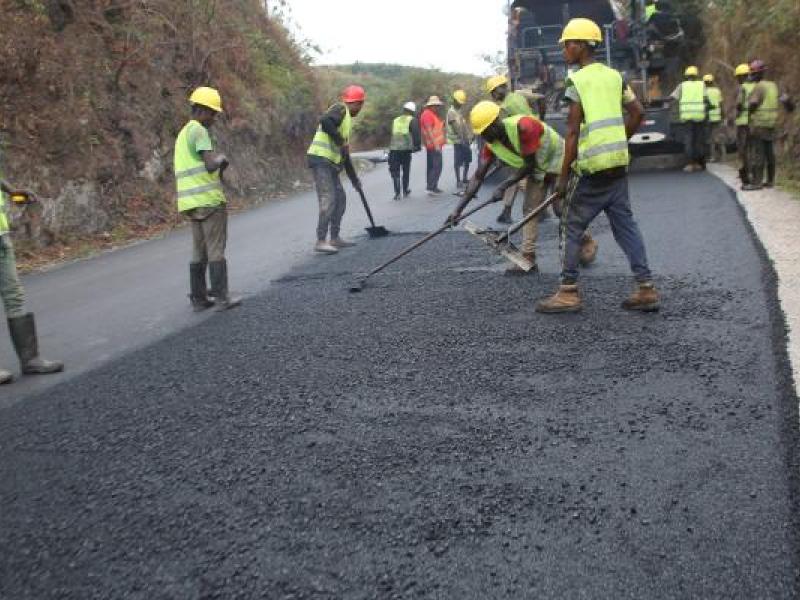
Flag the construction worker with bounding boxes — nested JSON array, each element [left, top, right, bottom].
[[175, 87, 241, 312], [670, 66, 709, 172], [388, 101, 421, 200], [734, 63, 754, 184], [420, 96, 446, 196], [0, 184, 63, 383], [536, 18, 659, 314], [447, 90, 473, 193], [307, 85, 366, 252], [742, 59, 795, 190], [703, 74, 725, 162]]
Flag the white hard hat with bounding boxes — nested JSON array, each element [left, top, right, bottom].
[[403, 101, 417, 112]]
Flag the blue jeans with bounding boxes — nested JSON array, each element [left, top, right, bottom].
[[560, 174, 652, 284]]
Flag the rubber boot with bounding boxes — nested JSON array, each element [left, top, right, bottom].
[[189, 262, 214, 312], [8, 313, 64, 375], [0, 368, 12, 384], [496, 206, 512, 224], [738, 167, 749, 185], [578, 234, 599, 266], [505, 252, 537, 276], [208, 260, 242, 312], [621, 282, 660, 312], [535, 284, 582, 314], [392, 176, 401, 200]]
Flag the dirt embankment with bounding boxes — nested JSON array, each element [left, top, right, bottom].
[[0, 0, 321, 268]]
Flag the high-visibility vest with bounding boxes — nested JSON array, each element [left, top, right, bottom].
[[645, 4, 656, 21], [735, 82, 755, 126], [488, 116, 564, 181], [446, 107, 466, 145], [421, 109, 446, 149], [570, 62, 630, 174], [174, 120, 225, 213], [679, 80, 706, 122], [750, 80, 780, 129], [707, 87, 722, 123], [0, 193, 9, 236], [501, 91, 536, 118], [306, 103, 353, 165], [390, 115, 413, 151]]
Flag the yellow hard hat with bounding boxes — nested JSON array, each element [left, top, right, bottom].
[[684, 66, 699, 77], [189, 87, 223, 112], [485, 74, 509, 94], [453, 89, 467, 104], [734, 63, 750, 77], [703, 74, 714, 83], [559, 18, 603, 44], [470, 101, 501, 135]]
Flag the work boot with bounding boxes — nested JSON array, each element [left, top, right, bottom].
[[505, 252, 537, 276], [330, 237, 356, 249], [621, 282, 660, 312], [496, 206, 512, 224], [314, 240, 339, 254], [0, 368, 12, 384], [208, 260, 242, 312], [579, 234, 599, 266], [189, 262, 214, 312], [8, 313, 64, 375], [738, 167, 749, 184], [535, 284, 582, 314], [403, 188, 412, 198], [764, 181, 775, 189], [392, 177, 401, 200], [741, 183, 763, 191]]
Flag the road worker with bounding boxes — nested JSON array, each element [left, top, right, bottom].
[[703, 74, 725, 162], [670, 66, 709, 172], [536, 18, 659, 314], [307, 85, 365, 252], [175, 87, 241, 312], [0, 183, 63, 383], [420, 96, 446, 195], [388, 101, 421, 200], [742, 59, 795, 190], [733, 63, 754, 184], [447, 90, 473, 193]]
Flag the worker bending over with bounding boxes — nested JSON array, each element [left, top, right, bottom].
[[388, 101, 421, 200], [537, 18, 659, 314]]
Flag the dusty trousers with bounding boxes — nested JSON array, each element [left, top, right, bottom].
[[187, 206, 227, 263], [747, 132, 776, 185], [312, 163, 347, 240], [426, 149, 443, 191], [519, 178, 547, 255], [560, 173, 652, 284], [737, 125, 749, 177], [0, 235, 26, 319]]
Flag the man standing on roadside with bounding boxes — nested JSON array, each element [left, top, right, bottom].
[[733, 63, 754, 185], [174, 86, 241, 312], [307, 85, 366, 252], [420, 96, 446, 196], [670, 66, 709, 172], [703, 74, 725, 162], [388, 101, 421, 200], [447, 90, 473, 194]]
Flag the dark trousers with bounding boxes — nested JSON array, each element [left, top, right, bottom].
[[388, 150, 412, 193], [426, 149, 443, 191], [737, 125, 749, 179], [683, 121, 707, 165], [747, 135, 776, 185]]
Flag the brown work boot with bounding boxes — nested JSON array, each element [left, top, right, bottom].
[[621, 282, 660, 312], [535, 284, 582, 314], [505, 252, 537, 276], [579, 234, 599, 266]]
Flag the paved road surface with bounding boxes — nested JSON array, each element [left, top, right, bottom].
[[1, 161, 799, 598]]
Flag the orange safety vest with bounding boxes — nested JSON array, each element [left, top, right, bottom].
[[420, 108, 446, 150]]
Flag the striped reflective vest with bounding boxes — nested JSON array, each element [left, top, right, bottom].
[[707, 87, 722, 123], [306, 103, 353, 165], [390, 115, 413, 151], [501, 91, 536, 118], [173, 120, 225, 213], [679, 80, 706, 122], [570, 63, 630, 175], [750, 81, 780, 129], [420, 109, 446, 150], [488, 116, 564, 181], [735, 82, 756, 126]]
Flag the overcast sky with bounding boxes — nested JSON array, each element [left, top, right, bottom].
[[283, 1, 509, 76]]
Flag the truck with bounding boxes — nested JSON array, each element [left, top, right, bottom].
[[507, 0, 687, 157]]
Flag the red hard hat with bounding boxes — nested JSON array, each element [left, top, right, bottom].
[[749, 59, 767, 73], [342, 85, 366, 103]]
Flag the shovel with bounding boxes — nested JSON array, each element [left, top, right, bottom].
[[356, 188, 390, 238]]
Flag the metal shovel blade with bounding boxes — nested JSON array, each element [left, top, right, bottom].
[[348, 277, 365, 293], [498, 241, 535, 271], [365, 226, 390, 238], [463, 221, 534, 272]]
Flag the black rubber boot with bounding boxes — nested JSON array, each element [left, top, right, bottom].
[[209, 260, 242, 312], [8, 313, 64, 375], [392, 176, 401, 200], [189, 262, 214, 312]]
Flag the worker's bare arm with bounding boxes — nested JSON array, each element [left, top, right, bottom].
[[624, 99, 644, 139]]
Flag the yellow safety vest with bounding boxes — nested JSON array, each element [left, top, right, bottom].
[[570, 62, 630, 175], [735, 82, 755, 126], [306, 103, 353, 165], [488, 116, 564, 181], [707, 87, 722, 123], [679, 80, 706, 122], [502, 92, 537, 118], [645, 4, 657, 21], [0, 192, 9, 236], [750, 81, 779, 129], [173, 120, 225, 213], [390, 115, 413, 151]]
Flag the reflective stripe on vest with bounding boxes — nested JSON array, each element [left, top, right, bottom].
[[501, 92, 536, 118], [679, 80, 706, 122], [707, 87, 722, 123], [488, 116, 564, 181], [174, 120, 225, 213], [570, 63, 630, 175], [735, 82, 755, 126], [390, 115, 413, 151], [306, 104, 353, 165], [751, 81, 779, 129]]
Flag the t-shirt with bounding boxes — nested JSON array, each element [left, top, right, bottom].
[[187, 120, 214, 156], [480, 116, 544, 163]]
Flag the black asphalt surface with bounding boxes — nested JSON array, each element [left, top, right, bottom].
[[2, 172, 799, 598]]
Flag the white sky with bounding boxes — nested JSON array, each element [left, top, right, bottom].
[[283, 0, 509, 76]]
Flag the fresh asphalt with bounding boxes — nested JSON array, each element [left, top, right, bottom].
[[1, 153, 799, 598]]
